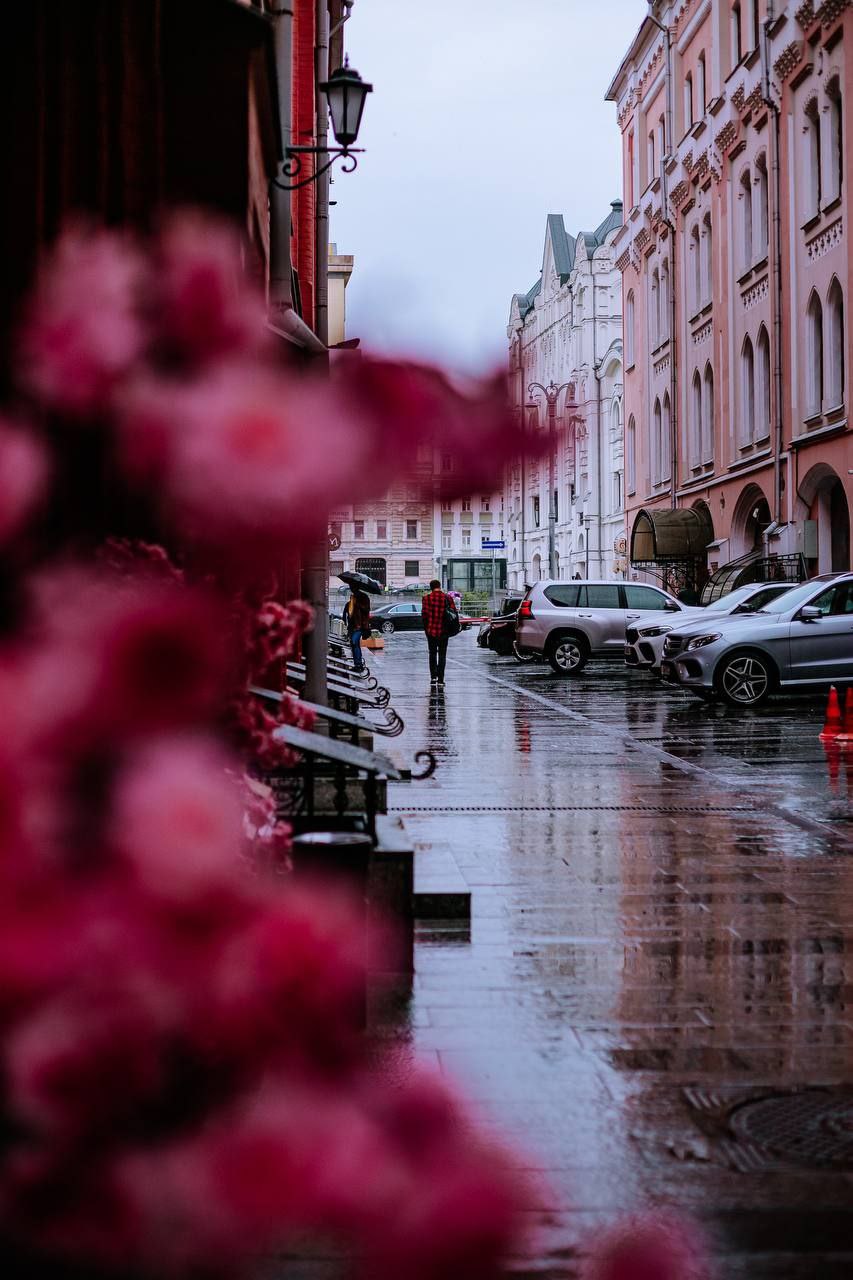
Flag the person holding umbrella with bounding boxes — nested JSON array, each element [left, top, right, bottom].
[[342, 584, 372, 673]]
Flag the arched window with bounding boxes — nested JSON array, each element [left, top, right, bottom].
[[652, 398, 662, 485], [755, 153, 769, 259], [751, 0, 760, 50], [702, 364, 715, 463], [625, 290, 635, 366], [651, 268, 660, 347], [805, 98, 822, 218], [807, 290, 824, 416], [661, 259, 670, 341], [731, 2, 742, 69], [757, 325, 771, 440], [691, 370, 703, 469], [690, 224, 701, 312], [661, 392, 672, 482], [698, 52, 707, 114], [702, 213, 713, 305], [684, 73, 694, 132], [827, 77, 843, 204], [647, 129, 656, 183], [739, 167, 753, 270], [741, 335, 755, 445], [827, 277, 845, 408], [626, 415, 636, 495]]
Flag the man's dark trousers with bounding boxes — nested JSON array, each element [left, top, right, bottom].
[[427, 634, 449, 680]]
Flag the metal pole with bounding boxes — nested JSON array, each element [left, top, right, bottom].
[[548, 392, 557, 579]]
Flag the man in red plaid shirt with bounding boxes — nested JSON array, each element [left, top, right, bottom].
[[421, 579, 455, 686]]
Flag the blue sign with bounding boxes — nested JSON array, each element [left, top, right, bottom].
[[481, 539, 506, 549]]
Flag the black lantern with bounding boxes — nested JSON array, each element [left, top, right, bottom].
[[322, 61, 372, 151]]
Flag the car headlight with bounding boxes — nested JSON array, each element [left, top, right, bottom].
[[637, 625, 671, 638], [686, 632, 722, 650]]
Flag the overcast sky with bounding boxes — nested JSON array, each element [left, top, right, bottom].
[[331, 0, 645, 374]]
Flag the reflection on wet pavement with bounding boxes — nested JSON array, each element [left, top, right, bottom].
[[374, 632, 853, 1278]]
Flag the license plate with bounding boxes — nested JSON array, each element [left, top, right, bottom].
[[660, 660, 675, 680]]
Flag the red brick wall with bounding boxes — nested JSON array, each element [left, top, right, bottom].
[[291, 0, 316, 331]]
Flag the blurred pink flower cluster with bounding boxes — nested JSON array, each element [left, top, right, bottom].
[[0, 214, 529, 1280]]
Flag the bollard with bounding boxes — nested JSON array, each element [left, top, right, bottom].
[[291, 831, 372, 1029]]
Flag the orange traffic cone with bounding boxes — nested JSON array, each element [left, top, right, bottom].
[[820, 685, 843, 740], [836, 688, 853, 746]]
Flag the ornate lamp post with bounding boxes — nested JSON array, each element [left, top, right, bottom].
[[527, 381, 572, 579], [272, 59, 373, 191]]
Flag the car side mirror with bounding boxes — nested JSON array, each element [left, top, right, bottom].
[[798, 605, 822, 621], [664, 601, 681, 612]]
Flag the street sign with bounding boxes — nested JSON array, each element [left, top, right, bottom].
[[328, 534, 341, 551], [481, 539, 506, 549]]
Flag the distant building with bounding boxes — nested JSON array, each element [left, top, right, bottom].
[[327, 243, 354, 347], [435, 489, 507, 599], [606, 0, 852, 593], [506, 207, 625, 590]]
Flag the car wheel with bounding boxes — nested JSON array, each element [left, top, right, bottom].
[[512, 642, 537, 663], [716, 652, 772, 707], [380, 620, 395, 635], [547, 634, 588, 676]]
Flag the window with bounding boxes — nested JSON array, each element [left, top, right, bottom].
[[627, 130, 635, 206], [661, 392, 671, 482], [827, 77, 843, 204], [440, 499, 452, 512], [442, 531, 451, 551], [480, 496, 490, 511], [651, 268, 660, 347], [740, 336, 755, 444], [405, 519, 418, 539], [755, 153, 769, 259], [376, 519, 387, 540], [626, 291, 635, 366], [532, 495, 540, 527], [627, 415, 636, 495], [653, 398, 662, 485], [739, 167, 753, 270], [690, 224, 701, 312], [702, 213, 713, 305], [544, 584, 579, 607], [582, 584, 621, 609], [805, 98, 822, 218], [461, 529, 471, 548], [461, 497, 471, 512], [553, 489, 559, 522], [657, 114, 666, 166], [612, 471, 622, 512], [625, 585, 669, 609], [703, 364, 715, 463], [698, 52, 707, 114], [404, 560, 419, 577], [731, 2, 742, 69], [691, 370, 703, 468], [330, 520, 342, 541], [353, 520, 364, 539], [684, 73, 694, 132], [827, 277, 845, 407], [757, 325, 771, 438], [661, 259, 669, 341], [807, 290, 824, 415], [647, 129, 655, 183]]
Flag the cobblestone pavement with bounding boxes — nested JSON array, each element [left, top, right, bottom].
[[371, 631, 853, 1279]]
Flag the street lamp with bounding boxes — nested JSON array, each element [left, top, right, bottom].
[[272, 59, 373, 192], [528, 381, 572, 579]]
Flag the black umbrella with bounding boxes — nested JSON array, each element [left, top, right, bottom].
[[338, 570, 385, 595]]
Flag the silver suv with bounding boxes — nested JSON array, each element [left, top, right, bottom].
[[659, 572, 853, 706], [516, 579, 688, 675]]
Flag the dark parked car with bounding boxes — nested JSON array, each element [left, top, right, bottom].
[[369, 602, 423, 633]]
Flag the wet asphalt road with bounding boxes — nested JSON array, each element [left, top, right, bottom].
[[370, 630, 853, 1279]]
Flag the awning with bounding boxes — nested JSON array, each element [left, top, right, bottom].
[[630, 506, 714, 564]]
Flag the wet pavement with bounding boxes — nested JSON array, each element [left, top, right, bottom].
[[371, 631, 853, 1278]]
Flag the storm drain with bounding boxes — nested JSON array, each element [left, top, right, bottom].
[[685, 1086, 853, 1172], [389, 804, 757, 814]]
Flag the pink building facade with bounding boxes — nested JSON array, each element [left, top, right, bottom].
[[607, 0, 852, 595]]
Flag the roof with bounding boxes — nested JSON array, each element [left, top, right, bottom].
[[547, 214, 576, 282], [512, 202, 623, 321]]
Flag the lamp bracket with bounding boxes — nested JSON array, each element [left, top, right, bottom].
[[270, 147, 363, 192]]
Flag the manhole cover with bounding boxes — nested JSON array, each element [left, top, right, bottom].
[[730, 1091, 853, 1170]]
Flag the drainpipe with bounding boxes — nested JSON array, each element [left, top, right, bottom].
[[592, 260, 605, 575], [269, 5, 294, 318], [761, 7, 785, 528], [315, 0, 330, 348]]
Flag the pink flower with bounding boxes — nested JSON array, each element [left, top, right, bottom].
[[18, 226, 147, 416], [0, 419, 49, 544], [154, 212, 270, 366], [120, 367, 367, 546], [582, 1212, 711, 1280], [111, 736, 245, 902]]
